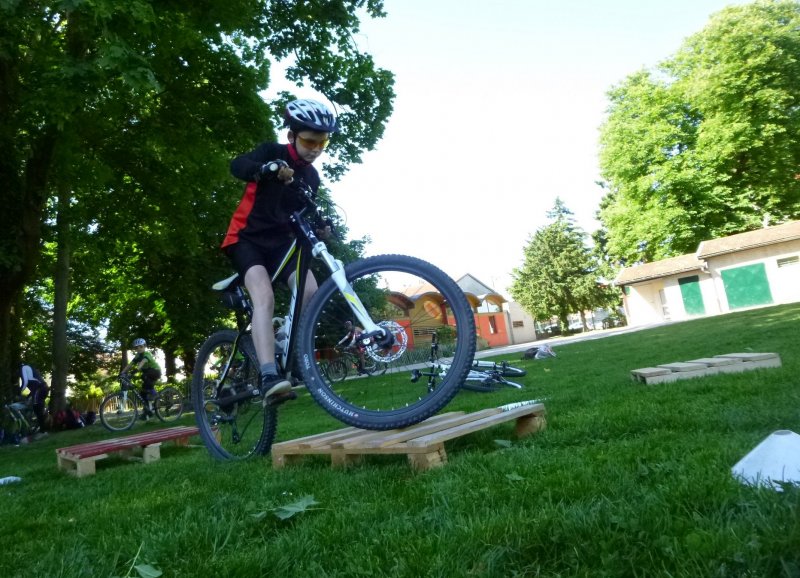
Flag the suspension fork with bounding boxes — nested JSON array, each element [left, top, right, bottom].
[[291, 212, 385, 340]]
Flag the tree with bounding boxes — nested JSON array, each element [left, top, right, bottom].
[[598, 0, 800, 264], [510, 199, 614, 331], [1, 0, 395, 404]]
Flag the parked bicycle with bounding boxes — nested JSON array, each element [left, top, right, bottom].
[[323, 345, 387, 382], [192, 179, 476, 460], [2, 399, 44, 444], [411, 332, 527, 393], [99, 373, 184, 432]]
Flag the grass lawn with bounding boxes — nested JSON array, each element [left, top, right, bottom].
[[2, 303, 800, 577]]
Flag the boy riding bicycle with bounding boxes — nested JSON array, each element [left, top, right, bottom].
[[222, 99, 336, 398], [121, 338, 162, 416]]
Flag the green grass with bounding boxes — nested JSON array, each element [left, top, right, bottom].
[[2, 304, 800, 577]]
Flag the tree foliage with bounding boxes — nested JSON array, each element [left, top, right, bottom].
[[510, 199, 616, 330], [0, 0, 395, 404], [598, 0, 800, 264]]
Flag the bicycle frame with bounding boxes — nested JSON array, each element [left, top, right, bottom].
[[217, 182, 392, 384], [117, 375, 145, 405], [410, 334, 523, 390], [3, 402, 37, 436]]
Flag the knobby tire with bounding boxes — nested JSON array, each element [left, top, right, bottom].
[[297, 254, 476, 430], [191, 330, 278, 460]]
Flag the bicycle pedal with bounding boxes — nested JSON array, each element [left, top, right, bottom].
[[410, 369, 421, 383], [264, 390, 297, 407]]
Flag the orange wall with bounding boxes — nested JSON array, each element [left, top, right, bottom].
[[475, 313, 510, 347]]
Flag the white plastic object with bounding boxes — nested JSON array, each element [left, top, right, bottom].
[[0, 476, 22, 485], [732, 430, 800, 491], [499, 400, 542, 412]]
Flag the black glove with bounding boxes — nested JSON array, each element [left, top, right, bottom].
[[259, 159, 289, 180]]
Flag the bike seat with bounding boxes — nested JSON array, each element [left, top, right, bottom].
[[212, 273, 240, 291]]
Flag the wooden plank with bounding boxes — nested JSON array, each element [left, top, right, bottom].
[[271, 404, 547, 471], [687, 357, 742, 367], [343, 411, 490, 449], [632, 352, 781, 384], [406, 404, 545, 448], [631, 367, 673, 378], [715, 352, 779, 362], [656, 362, 710, 372], [271, 426, 362, 451]]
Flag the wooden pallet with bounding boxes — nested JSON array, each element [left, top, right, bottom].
[[271, 402, 547, 471], [56, 425, 200, 478], [631, 352, 782, 385]]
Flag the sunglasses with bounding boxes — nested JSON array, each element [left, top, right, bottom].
[[296, 135, 330, 150]]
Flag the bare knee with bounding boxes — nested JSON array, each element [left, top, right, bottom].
[[245, 266, 275, 311]]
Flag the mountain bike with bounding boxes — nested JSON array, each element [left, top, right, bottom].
[[192, 178, 476, 460], [411, 332, 526, 393], [1, 399, 44, 444], [323, 345, 387, 382], [99, 373, 184, 432]]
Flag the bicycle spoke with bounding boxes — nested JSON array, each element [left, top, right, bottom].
[[100, 392, 139, 431], [154, 386, 184, 423], [299, 255, 475, 429], [191, 330, 277, 460]]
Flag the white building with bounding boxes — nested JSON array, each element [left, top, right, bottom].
[[615, 221, 800, 326]]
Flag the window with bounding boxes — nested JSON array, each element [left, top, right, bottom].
[[512, 320, 524, 328], [777, 255, 799, 268], [488, 316, 497, 335]]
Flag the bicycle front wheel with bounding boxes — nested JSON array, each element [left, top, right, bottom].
[[154, 386, 184, 423], [297, 254, 476, 430], [100, 392, 139, 431], [461, 373, 524, 392], [191, 330, 277, 460], [498, 362, 527, 378]]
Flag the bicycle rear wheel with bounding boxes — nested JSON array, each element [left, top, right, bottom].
[[191, 330, 277, 460], [326, 358, 348, 382], [154, 386, 184, 423], [100, 392, 140, 431], [297, 254, 476, 430]]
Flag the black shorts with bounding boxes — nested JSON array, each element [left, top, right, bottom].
[[225, 239, 298, 285]]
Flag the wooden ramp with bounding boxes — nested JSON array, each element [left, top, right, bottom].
[[271, 402, 546, 471], [631, 352, 781, 385]]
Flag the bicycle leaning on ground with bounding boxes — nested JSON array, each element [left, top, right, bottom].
[[192, 178, 476, 460], [99, 373, 184, 432], [411, 332, 527, 393]]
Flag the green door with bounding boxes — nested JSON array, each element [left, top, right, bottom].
[[720, 263, 773, 309], [678, 275, 705, 315]]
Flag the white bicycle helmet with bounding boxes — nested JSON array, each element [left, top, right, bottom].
[[285, 99, 339, 133], [132, 338, 146, 347]]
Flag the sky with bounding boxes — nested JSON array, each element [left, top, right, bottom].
[[272, 0, 749, 296]]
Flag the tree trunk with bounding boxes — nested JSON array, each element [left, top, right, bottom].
[[164, 348, 177, 382], [51, 182, 71, 412], [181, 350, 196, 377], [0, 129, 57, 403]]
